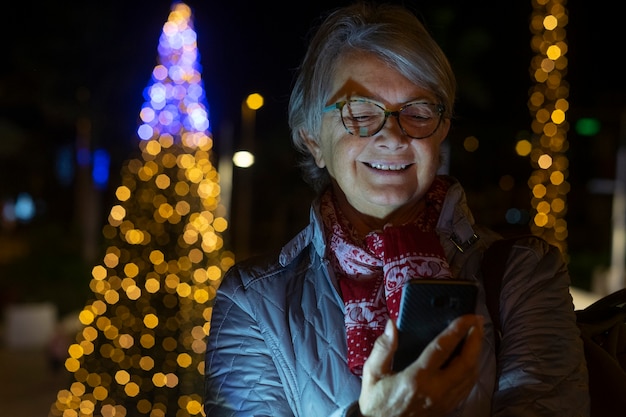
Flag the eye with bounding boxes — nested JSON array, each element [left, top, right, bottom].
[[401, 103, 437, 123], [343, 101, 382, 124]]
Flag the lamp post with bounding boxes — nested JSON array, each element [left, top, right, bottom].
[[233, 93, 263, 260]]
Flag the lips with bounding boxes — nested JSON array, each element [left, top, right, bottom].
[[366, 162, 411, 171]]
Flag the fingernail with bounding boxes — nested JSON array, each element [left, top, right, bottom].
[[384, 319, 394, 338]]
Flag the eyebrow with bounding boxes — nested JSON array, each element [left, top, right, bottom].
[[343, 96, 438, 108]]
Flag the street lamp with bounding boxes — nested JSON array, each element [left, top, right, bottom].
[[232, 150, 254, 168], [232, 93, 263, 170], [239, 93, 264, 156], [232, 93, 263, 260], [217, 93, 264, 219]]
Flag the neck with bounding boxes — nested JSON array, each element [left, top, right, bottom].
[[331, 185, 426, 237]]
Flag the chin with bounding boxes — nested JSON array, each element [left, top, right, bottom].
[[367, 194, 415, 209]]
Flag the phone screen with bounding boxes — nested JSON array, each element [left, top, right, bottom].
[[393, 279, 478, 371]]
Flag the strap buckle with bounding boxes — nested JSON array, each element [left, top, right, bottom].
[[450, 233, 480, 253]]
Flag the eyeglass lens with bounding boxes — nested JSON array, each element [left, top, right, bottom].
[[341, 100, 441, 139]]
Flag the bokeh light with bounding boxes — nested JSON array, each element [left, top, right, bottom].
[[527, 0, 569, 254], [51, 3, 232, 417]]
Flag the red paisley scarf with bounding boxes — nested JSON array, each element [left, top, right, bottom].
[[320, 176, 452, 375]]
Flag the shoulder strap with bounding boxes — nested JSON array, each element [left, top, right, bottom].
[[481, 234, 542, 351], [481, 236, 521, 350]]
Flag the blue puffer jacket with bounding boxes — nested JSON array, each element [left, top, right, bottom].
[[204, 178, 589, 417]]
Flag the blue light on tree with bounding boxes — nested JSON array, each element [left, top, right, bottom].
[[137, 4, 210, 141]]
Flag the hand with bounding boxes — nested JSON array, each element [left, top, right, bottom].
[[358, 314, 484, 417]]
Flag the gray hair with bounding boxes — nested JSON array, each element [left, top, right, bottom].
[[287, 2, 456, 193]]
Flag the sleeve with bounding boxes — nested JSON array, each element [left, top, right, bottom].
[[491, 236, 590, 417], [204, 271, 294, 417]]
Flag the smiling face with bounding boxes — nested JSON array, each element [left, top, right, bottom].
[[303, 52, 450, 223]]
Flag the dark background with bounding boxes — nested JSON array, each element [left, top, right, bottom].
[[0, 0, 623, 314]]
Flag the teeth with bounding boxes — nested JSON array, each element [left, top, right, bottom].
[[369, 163, 407, 171]]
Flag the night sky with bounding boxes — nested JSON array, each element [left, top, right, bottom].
[[2, 0, 621, 163]]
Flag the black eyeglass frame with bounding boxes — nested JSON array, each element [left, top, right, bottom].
[[323, 98, 446, 139]]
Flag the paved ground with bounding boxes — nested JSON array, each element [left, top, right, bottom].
[[0, 347, 71, 417]]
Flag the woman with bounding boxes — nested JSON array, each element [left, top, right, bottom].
[[204, 2, 589, 416]]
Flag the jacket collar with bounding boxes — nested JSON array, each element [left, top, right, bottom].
[[278, 197, 326, 267], [279, 176, 481, 266]]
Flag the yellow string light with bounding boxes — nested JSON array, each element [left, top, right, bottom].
[[528, 0, 570, 254]]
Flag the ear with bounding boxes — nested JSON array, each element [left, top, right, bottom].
[[300, 128, 326, 168]]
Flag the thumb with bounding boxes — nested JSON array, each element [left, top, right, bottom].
[[363, 319, 397, 380]]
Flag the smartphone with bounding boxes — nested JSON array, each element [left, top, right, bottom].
[[392, 279, 478, 371]]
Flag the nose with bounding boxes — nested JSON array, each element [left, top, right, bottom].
[[375, 113, 409, 149]]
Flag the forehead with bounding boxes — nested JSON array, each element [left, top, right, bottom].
[[327, 51, 436, 105]]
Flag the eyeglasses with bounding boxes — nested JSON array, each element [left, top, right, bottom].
[[323, 98, 445, 139]]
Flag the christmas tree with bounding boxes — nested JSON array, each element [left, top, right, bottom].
[[50, 3, 232, 416]]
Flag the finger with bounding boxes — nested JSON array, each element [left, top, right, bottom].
[[440, 316, 484, 389], [399, 317, 484, 414], [418, 314, 483, 369], [362, 319, 397, 383], [442, 347, 484, 408], [458, 316, 484, 362]]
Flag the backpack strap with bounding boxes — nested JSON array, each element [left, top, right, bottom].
[[482, 235, 546, 351], [481, 237, 517, 351]]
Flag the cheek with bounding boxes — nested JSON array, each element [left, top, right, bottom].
[[329, 137, 365, 169], [318, 126, 358, 172], [322, 141, 346, 178], [414, 139, 441, 164]]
